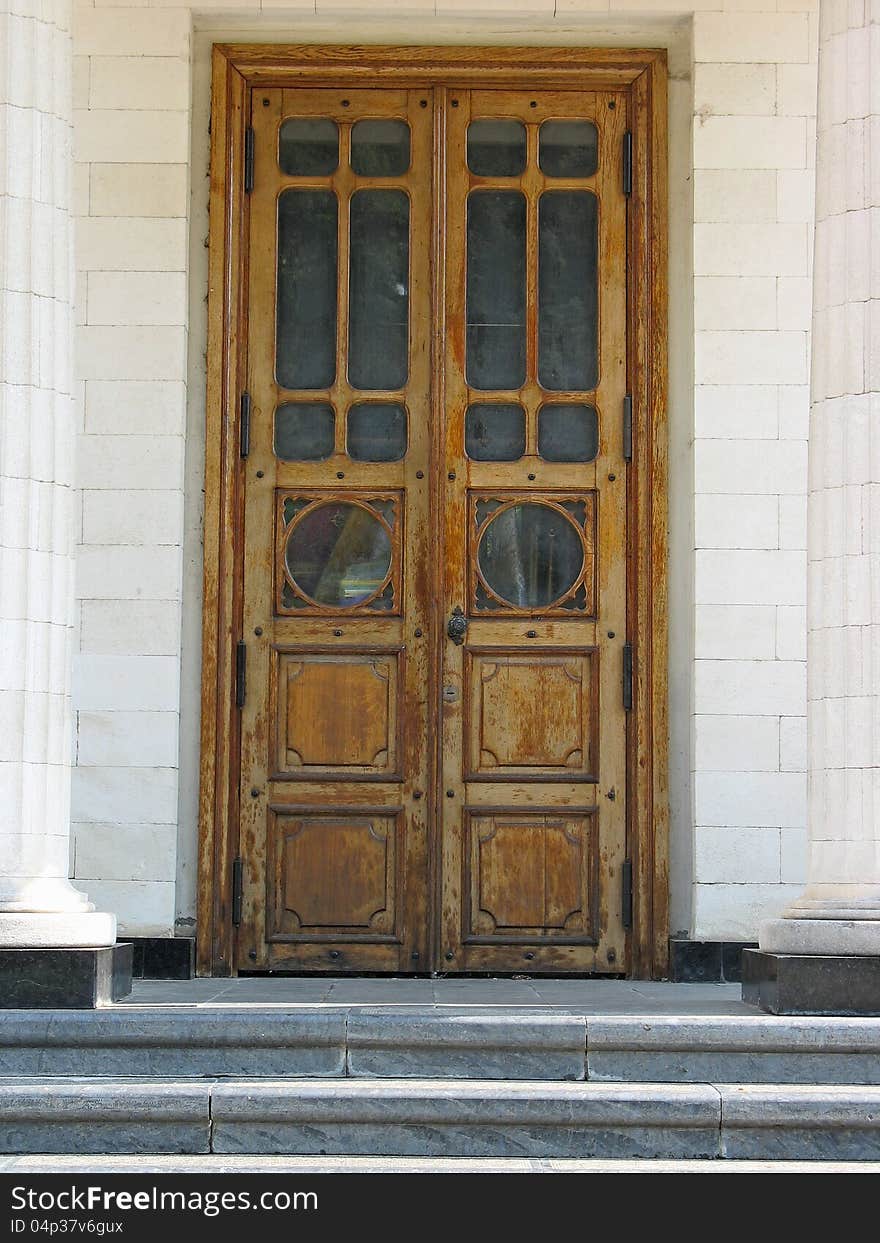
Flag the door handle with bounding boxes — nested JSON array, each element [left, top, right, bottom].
[[447, 606, 468, 645]]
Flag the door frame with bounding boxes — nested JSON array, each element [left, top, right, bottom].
[[198, 42, 669, 978]]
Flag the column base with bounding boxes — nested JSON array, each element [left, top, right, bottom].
[[760, 918, 880, 956], [0, 944, 133, 1009], [742, 949, 880, 1015], [0, 910, 116, 948]]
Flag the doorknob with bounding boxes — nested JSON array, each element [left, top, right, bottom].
[[447, 606, 468, 644]]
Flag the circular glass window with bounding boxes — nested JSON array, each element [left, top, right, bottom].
[[285, 502, 392, 607], [478, 502, 584, 609]]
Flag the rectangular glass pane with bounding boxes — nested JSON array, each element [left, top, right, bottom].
[[466, 190, 526, 390], [465, 403, 525, 460], [467, 120, 526, 177], [348, 189, 409, 390], [538, 191, 598, 391], [539, 121, 598, 179], [348, 402, 407, 461], [351, 120, 410, 177], [276, 190, 338, 390], [274, 403, 335, 461], [279, 119, 339, 177], [538, 403, 599, 462]]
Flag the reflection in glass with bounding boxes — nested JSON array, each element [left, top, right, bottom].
[[351, 120, 411, 176], [349, 190, 409, 390], [538, 191, 598, 391], [274, 403, 335, 461], [478, 503, 584, 609], [466, 191, 526, 390], [538, 404, 599, 462], [465, 404, 525, 461], [285, 502, 392, 607], [539, 120, 598, 179], [278, 118, 339, 176], [348, 403, 407, 461], [466, 120, 527, 177], [276, 190, 338, 390]]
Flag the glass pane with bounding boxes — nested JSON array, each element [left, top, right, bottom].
[[539, 120, 598, 179], [276, 190, 338, 390], [478, 503, 584, 609], [538, 404, 599, 462], [351, 120, 410, 177], [467, 120, 527, 177], [466, 191, 526, 390], [278, 118, 339, 177], [538, 191, 598, 391], [275, 403, 335, 461], [465, 404, 525, 461], [349, 190, 409, 390], [348, 402, 407, 461], [285, 502, 392, 607]]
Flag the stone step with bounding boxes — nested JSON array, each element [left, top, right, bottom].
[[2, 1079, 880, 1160], [2, 1009, 880, 1083]]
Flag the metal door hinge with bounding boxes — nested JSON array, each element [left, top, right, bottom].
[[235, 640, 246, 708], [623, 642, 633, 711], [244, 126, 255, 194], [623, 395, 633, 462], [622, 131, 633, 196], [232, 857, 243, 926], [621, 860, 633, 930], [240, 392, 251, 459]]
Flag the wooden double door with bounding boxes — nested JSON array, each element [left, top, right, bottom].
[[235, 82, 630, 974]]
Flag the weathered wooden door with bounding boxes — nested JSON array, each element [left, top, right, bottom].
[[235, 82, 629, 974]]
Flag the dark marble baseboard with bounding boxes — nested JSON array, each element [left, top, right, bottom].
[[0, 943, 132, 1008], [742, 949, 880, 1015], [669, 939, 757, 983], [130, 937, 195, 980]]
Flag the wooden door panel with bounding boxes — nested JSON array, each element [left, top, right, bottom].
[[271, 649, 402, 779], [465, 648, 598, 780], [268, 808, 401, 939], [465, 810, 598, 941]]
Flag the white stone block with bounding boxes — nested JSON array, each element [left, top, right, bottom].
[[76, 710, 178, 767], [694, 170, 777, 223], [693, 63, 776, 116], [776, 604, 807, 659], [79, 600, 181, 656], [694, 385, 778, 439], [695, 605, 777, 659], [74, 109, 188, 164], [695, 771, 807, 828], [692, 882, 804, 941], [696, 331, 807, 385], [695, 826, 781, 883], [72, 822, 176, 883], [779, 826, 808, 883], [780, 715, 807, 771], [81, 490, 184, 546], [76, 326, 187, 382], [84, 381, 186, 436], [695, 116, 807, 170], [695, 223, 809, 276], [89, 163, 187, 218], [697, 549, 807, 606], [777, 169, 816, 222], [75, 218, 186, 272], [693, 13, 810, 63], [694, 713, 780, 770], [695, 494, 779, 549], [76, 544, 181, 601], [696, 658, 807, 715], [73, 10, 190, 57], [778, 386, 810, 439], [80, 879, 175, 937], [77, 434, 183, 489], [72, 654, 180, 711], [694, 277, 776, 331], [86, 272, 187, 327], [778, 62, 819, 115], [88, 56, 189, 111], [695, 439, 808, 495], [71, 765, 177, 825], [776, 276, 813, 330]]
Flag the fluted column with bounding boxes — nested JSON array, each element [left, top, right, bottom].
[[760, 0, 880, 956], [0, 0, 114, 945]]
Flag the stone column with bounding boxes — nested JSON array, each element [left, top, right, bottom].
[[747, 0, 880, 1009], [0, 0, 115, 953]]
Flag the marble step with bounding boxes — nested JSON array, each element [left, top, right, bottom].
[[2, 1010, 880, 1083], [3, 1078, 880, 1160]]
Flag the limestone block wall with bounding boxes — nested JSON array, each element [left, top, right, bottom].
[[67, 0, 817, 941]]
